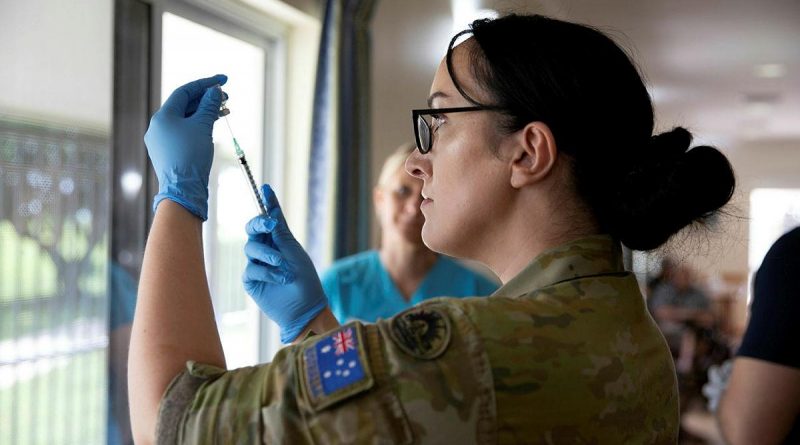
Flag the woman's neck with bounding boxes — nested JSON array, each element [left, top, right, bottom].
[[487, 229, 571, 284], [477, 193, 599, 284]]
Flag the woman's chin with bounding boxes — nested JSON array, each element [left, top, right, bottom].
[[420, 225, 449, 256], [422, 223, 478, 260]]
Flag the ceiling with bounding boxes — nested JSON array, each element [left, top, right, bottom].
[[468, 0, 800, 152]]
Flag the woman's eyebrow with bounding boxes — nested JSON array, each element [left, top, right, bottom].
[[427, 92, 449, 107]]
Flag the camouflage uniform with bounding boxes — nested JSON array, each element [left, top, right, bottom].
[[156, 235, 679, 444]]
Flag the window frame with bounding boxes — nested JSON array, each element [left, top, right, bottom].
[[157, 0, 289, 363], [114, 0, 290, 372]]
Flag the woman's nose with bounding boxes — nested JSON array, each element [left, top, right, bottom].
[[405, 150, 429, 179]]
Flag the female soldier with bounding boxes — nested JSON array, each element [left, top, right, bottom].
[[130, 14, 735, 444]]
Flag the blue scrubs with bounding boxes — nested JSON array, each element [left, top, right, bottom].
[[321, 250, 499, 323]]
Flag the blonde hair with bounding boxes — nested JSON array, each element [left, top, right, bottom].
[[376, 142, 416, 187]]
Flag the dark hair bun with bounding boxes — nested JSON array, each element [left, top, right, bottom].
[[452, 14, 736, 251], [606, 127, 736, 250]]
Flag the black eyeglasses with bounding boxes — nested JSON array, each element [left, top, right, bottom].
[[412, 106, 503, 154]]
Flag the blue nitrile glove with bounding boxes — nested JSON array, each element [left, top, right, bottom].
[[144, 74, 227, 221], [243, 184, 328, 343]]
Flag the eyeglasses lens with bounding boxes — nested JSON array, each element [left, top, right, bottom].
[[416, 115, 431, 153]]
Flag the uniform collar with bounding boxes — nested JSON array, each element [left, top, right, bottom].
[[491, 235, 625, 298]]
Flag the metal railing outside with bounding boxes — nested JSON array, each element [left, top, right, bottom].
[[0, 118, 110, 445]]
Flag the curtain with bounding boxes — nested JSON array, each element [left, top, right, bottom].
[[307, 0, 378, 267]]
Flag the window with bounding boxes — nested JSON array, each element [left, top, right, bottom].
[[2, 1, 315, 442], [160, 3, 285, 368], [0, 1, 113, 443]]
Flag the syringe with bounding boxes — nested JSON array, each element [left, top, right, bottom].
[[218, 87, 268, 216]]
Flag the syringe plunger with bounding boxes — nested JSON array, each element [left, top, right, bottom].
[[238, 155, 267, 215], [217, 85, 267, 216]]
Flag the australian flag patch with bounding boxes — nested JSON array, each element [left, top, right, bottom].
[[301, 322, 374, 411]]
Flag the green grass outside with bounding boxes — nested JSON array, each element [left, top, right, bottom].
[[0, 220, 108, 341], [0, 300, 106, 342], [0, 221, 59, 301], [0, 221, 108, 302], [0, 349, 107, 445]]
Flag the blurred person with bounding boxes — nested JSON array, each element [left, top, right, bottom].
[[648, 263, 715, 377], [108, 263, 137, 445], [648, 264, 714, 338], [717, 227, 800, 444], [647, 256, 676, 295], [322, 143, 498, 323]]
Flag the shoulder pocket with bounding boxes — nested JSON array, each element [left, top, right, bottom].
[[297, 322, 413, 444], [299, 322, 374, 411]]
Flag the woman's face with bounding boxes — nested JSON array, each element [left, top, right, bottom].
[[405, 42, 515, 259], [374, 165, 425, 245]]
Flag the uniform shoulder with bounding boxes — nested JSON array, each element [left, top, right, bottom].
[[295, 317, 496, 443], [412, 295, 507, 322], [417, 294, 492, 307]]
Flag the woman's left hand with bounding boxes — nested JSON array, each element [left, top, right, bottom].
[[243, 184, 328, 343]]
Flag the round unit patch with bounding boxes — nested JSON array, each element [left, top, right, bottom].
[[389, 307, 452, 360]]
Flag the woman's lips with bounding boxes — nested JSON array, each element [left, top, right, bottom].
[[421, 198, 433, 208]]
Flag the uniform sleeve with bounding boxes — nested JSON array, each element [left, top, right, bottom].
[[155, 345, 310, 444], [737, 228, 800, 368], [298, 303, 496, 443], [156, 302, 497, 444]]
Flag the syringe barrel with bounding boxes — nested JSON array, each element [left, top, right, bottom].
[[237, 155, 268, 215]]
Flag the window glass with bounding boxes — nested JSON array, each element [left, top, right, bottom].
[[162, 12, 267, 369]]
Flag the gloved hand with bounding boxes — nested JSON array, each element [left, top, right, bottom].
[[243, 184, 328, 343], [144, 74, 227, 221]]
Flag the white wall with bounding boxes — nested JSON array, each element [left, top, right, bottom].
[[0, 0, 113, 131], [369, 0, 454, 247], [683, 140, 800, 276]]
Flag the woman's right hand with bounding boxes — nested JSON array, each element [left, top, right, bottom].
[[243, 184, 328, 343]]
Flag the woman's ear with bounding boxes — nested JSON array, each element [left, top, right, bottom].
[[509, 121, 558, 189]]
